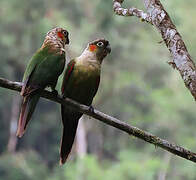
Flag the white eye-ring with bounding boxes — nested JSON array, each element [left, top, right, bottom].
[[97, 42, 104, 47], [63, 30, 68, 36]]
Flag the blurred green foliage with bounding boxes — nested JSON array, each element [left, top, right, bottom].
[[0, 0, 196, 179]]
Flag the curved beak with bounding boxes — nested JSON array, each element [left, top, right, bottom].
[[66, 37, 70, 45], [106, 44, 111, 54]]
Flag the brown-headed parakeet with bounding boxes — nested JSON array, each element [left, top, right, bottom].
[[17, 27, 69, 138]]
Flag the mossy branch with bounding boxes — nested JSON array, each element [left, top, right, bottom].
[[0, 77, 196, 163]]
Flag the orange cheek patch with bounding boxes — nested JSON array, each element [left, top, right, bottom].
[[57, 32, 64, 40], [89, 45, 97, 52]]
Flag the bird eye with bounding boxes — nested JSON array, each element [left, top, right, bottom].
[[97, 42, 104, 47], [63, 31, 68, 36]]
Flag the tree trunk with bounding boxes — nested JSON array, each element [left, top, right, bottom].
[[75, 116, 87, 158], [157, 153, 172, 180], [7, 96, 20, 153]]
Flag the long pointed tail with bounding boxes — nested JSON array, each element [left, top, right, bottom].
[[60, 105, 82, 164], [16, 94, 40, 138]]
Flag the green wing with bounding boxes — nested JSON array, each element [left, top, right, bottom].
[[21, 48, 47, 95], [23, 49, 44, 82], [21, 47, 65, 96]]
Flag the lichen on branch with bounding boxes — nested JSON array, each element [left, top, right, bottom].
[[113, 0, 152, 23], [113, 0, 196, 101]]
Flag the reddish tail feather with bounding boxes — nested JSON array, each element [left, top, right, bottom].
[[16, 94, 39, 138]]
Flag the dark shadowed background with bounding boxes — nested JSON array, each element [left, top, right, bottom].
[[0, 0, 195, 179]]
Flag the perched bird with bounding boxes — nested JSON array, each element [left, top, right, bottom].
[[60, 38, 111, 164], [17, 27, 69, 138]]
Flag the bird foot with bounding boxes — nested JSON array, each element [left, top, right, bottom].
[[89, 105, 95, 113], [61, 48, 66, 52], [52, 89, 58, 96]]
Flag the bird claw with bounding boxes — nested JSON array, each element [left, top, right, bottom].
[[61, 48, 66, 53], [52, 89, 58, 96], [89, 105, 94, 113]]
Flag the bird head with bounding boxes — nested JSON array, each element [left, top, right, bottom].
[[88, 39, 111, 62], [46, 27, 69, 46]]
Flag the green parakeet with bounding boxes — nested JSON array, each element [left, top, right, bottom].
[[60, 39, 111, 164], [17, 27, 69, 138]]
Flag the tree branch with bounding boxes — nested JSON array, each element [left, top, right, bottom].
[[113, 0, 196, 101], [0, 77, 196, 163], [113, 0, 152, 23]]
